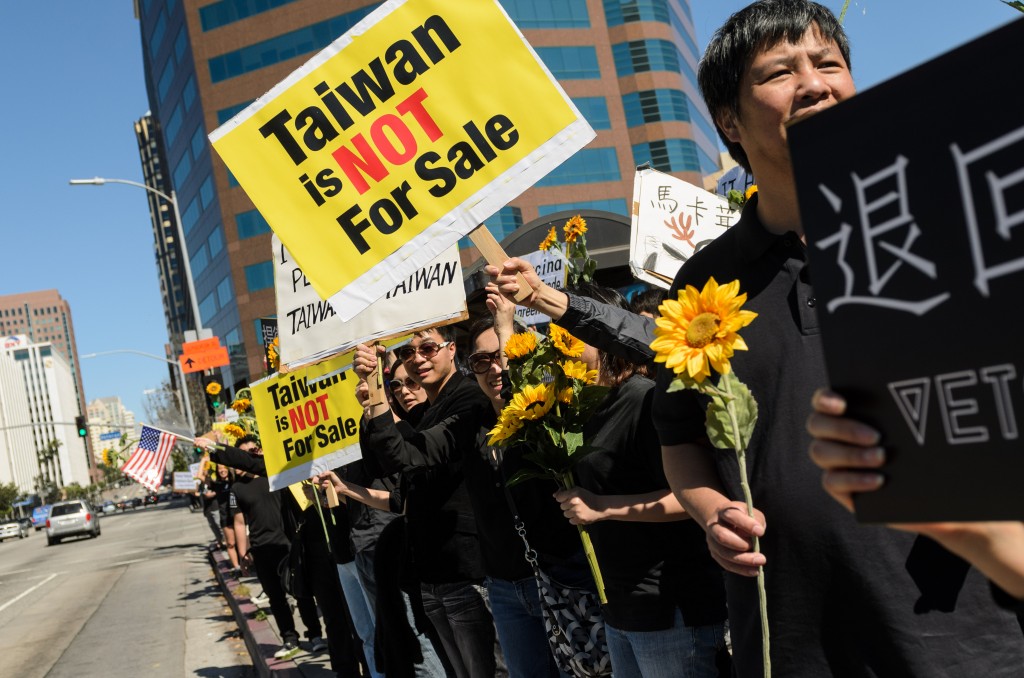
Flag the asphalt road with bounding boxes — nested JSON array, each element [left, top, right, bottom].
[[0, 497, 252, 677]]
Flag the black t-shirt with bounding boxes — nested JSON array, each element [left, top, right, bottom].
[[229, 475, 289, 550], [576, 374, 726, 632], [652, 197, 1024, 675], [339, 459, 400, 555]]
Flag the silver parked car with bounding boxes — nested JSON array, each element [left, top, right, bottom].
[[0, 519, 28, 541], [46, 500, 101, 545]]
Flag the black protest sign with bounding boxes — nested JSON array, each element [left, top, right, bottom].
[[789, 17, 1024, 522]]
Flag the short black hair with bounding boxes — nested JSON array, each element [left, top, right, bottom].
[[236, 434, 261, 449], [699, 0, 851, 172], [467, 314, 527, 352], [567, 282, 639, 387], [629, 287, 667, 318], [417, 324, 456, 343]]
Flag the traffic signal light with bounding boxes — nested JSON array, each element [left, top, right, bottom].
[[75, 415, 88, 438]]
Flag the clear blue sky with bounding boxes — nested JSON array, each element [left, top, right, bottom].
[[0, 1, 1017, 425]]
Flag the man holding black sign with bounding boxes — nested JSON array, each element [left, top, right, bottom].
[[651, 1, 1024, 675]]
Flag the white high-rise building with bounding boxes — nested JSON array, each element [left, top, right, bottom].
[[87, 397, 136, 463], [3, 337, 90, 488], [0, 348, 34, 493]]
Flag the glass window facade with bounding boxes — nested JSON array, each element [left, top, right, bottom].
[[535, 46, 600, 80], [632, 138, 702, 173], [208, 224, 225, 257], [245, 261, 275, 292], [572, 97, 611, 130], [173, 152, 192, 188], [208, 6, 377, 83], [182, 197, 200, 234], [499, 0, 589, 28], [236, 209, 272, 239], [158, 59, 175, 101], [622, 88, 689, 126], [150, 11, 167, 58], [199, 175, 215, 209], [199, 292, 218, 324], [217, 101, 253, 125], [538, 199, 628, 216], [165, 106, 183, 144], [613, 39, 679, 76], [191, 245, 210, 276], [182, 75, 197, 111], [603, 0, 669, 26], [216, 275, 235, 305], [200, 0, 303, 31], [190, 125, 207, 160], [537, 147, 620, 187]]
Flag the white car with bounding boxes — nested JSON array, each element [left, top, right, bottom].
[[0, 520, 28, 541]]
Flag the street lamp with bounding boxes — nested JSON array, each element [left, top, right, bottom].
[[68, 177, 203, 333], [80, 349, 196, 436]]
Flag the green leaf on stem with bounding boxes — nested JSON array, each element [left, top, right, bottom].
[[705, 372, 758, 450]]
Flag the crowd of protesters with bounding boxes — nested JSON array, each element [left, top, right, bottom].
[[189, 2, 1023, 676]]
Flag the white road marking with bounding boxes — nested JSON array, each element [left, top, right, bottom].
[[110, 558, 148, 566], [0, 573, 57, 613]]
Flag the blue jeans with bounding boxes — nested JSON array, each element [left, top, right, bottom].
[[604, 609, 725, 678], [486, 576, 561, 678], [337, 561, 383, 678], [420, 581, 507, 678]]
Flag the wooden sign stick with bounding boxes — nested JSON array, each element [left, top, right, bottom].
[[364, 343, 387, 407], [325, 482, 340, 508], [468, 224, 533, 302]]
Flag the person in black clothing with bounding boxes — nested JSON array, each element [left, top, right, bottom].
[[550, 284, 727, 677], [214, 464, 242, 574], [198, 462, 224, 548], [353, 327, 507, 678], [196, 434, 357, 671], [467, 292, 583, 677]]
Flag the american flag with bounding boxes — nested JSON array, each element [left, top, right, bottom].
[[121, 425, 178, 492]]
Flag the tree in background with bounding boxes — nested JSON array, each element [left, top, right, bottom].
[[0, 482, 20, 518]]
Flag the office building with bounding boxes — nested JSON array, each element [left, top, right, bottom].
[[134, 0, 718, 387], [87, 396, 137, 464], [0, 349, 35, 493], [1, 338, 91, 489], [0, 290, 92, 470]]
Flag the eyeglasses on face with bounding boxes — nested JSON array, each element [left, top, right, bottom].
[[388, 377, 422, 393], [397, 340, 451, 363], [468, 350, 501, 374]]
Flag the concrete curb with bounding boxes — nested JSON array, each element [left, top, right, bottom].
[[208, 545, 304, 678]]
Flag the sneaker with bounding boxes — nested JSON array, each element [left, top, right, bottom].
[[310, 636, 327, 653], [273, 641, 301, 660], [249, 594, 268, 607]]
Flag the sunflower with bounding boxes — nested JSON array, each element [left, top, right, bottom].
[[206, 381, 222, 396], [563, 215, 587, 244], [561, 360, 598, 384], [504, 332, 538, 360], [538, 225, 558, 252], [487, 410, 525, 445], [557, 386, 574, 404], [650, 277, 757, 383], [745, 184, 758, 200], [231, 398, 251, 413], [224, 423, 246, 439], [505, 383, 556, 421], [549, 324, 585, 358]]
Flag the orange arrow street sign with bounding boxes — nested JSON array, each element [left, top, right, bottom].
[[179, 347, 230, 373]]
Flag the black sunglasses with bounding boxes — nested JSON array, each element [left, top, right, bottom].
[[388, 377, 421, 392], [397, 340, 450, 363], [468, 351, 501, 374]]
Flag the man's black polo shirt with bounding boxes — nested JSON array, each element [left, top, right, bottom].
[[653, 196, 1024, 676]]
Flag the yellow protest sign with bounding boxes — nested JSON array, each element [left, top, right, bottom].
[[210, 0, 594, 321], [251, 354, 365, 490]]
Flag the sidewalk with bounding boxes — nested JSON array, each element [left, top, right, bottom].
[[208, 545, 338, 677]]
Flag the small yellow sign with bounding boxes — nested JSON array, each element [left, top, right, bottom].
[[251, 353, 366, 490]]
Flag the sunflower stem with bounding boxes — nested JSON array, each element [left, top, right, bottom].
[[561, 471, 607, 604], [722, 377, 770, 678]]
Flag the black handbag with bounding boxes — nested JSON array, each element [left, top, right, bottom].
[[501, 473, 612, 677]]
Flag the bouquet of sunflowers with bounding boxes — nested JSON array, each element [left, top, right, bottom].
[[487, 323, 610, 601]]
